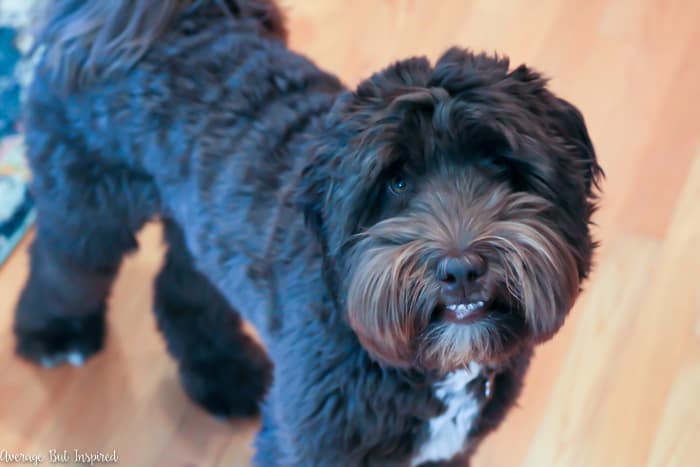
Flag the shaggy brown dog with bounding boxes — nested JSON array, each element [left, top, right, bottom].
[[14, 1, 601, 465]]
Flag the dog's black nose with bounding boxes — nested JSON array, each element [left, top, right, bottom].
[[437, 254, 486, 290]]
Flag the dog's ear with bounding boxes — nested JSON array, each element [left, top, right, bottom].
[[547, 96, 603, 199], [507, 67, 603, 283], [502, 62, 603, 203], [296, 58, 435, 252], [295, 96, 391, 257], [295, 118, 340, 241], [504, 66, 603, 286]]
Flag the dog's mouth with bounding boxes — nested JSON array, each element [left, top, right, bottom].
[[432, 299, 489, 324]]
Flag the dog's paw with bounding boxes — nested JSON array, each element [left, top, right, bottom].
[[15, 313, 105, 368], [179, 358, 271, 418]]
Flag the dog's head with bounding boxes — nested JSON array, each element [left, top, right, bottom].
[[298, 48, 602, 373]]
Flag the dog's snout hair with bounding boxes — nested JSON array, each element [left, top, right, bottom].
[[346, 177, 580, 371]]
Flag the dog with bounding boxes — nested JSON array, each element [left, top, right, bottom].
[[13, 1, 602, 465]]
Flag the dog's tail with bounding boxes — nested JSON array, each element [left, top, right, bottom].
[[33, 0, 287, 91]]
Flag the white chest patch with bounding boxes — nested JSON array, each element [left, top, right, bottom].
[[411, 362, 482, 466]]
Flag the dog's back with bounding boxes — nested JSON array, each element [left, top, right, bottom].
[[35, 0, 287, 92], [28, 0, 292, 178], [24, 0, 343, 272]]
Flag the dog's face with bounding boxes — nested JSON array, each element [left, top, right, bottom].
[[299, 49, 601, 373]]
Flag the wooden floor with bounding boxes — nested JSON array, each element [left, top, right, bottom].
[[2, 1, 700, 465]]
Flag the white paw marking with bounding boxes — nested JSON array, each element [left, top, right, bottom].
[[39, 354, 65, 368], [38, 351, 87, 368], [67, 351, 85, 367], [412, 362, 482, 466]]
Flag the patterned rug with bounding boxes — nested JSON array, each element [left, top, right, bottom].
[[0, 134, 33, 264], [0, 0, 34, 265]]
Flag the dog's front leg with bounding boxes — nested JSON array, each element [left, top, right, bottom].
[[251, 321, 430, 467]]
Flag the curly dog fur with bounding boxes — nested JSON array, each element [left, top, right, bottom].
[[14, 1, 602, 465]]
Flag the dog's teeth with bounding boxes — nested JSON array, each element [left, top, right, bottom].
[[455, 304, 468, 319], [447, 301, 486, 320]]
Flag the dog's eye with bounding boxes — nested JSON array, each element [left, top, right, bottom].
[[388, 175, 408, 194]]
